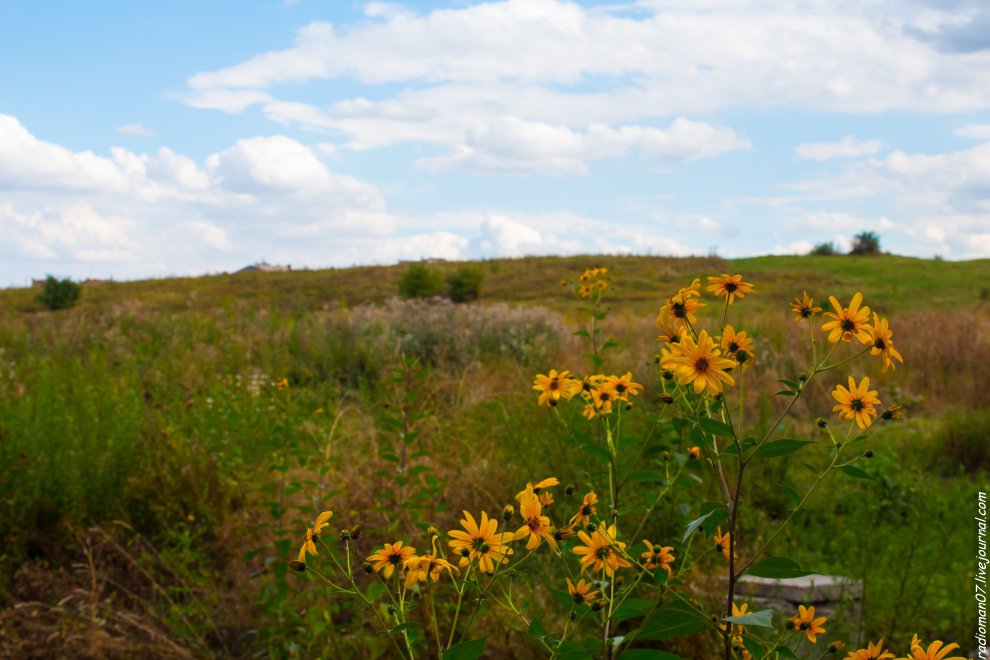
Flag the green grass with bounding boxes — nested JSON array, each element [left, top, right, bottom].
[[0, 253, 986, 656]]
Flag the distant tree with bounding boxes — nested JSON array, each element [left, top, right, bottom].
[[446, 266, 484, 303], [38, 275, 81, 311], [849, 231, 881, 255], [398, 263, 445, 299], [810, 242, 837, 256]]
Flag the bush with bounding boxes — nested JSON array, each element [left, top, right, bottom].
[[37, 275, 81, 310], [810, 241, 837, 256], [397, 263, 444, 299], [446, 266, 484, 303], [850, 231, 881, 255]]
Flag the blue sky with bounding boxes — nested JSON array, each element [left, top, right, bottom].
[[2, 0, 989, 285]]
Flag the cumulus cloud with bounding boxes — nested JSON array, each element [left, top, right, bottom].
[[795, 135, 884, 160], [956, 124, 990, 140]]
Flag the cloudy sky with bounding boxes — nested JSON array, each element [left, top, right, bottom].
[[2, 0, 989, 285]]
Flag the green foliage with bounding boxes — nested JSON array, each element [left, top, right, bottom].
[[940, 407, 990, 473], [37, 275, 81, 310], [446, 265, 484, 303], [809, 241, 837, 255], [850, 231, 881, 255], [398, 262, 445, 299]]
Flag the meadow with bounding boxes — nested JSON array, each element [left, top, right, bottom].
[[0, 254, 987, 659]]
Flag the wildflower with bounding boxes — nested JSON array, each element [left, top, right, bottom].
[[554, 525, 577, 541], [567, 577, 599, 605], [539, 490, 554, 508], [596, 279, 608, 291], [881, 404, 903, 421], [655, 307, 682, 344], [901, 637, 966, 660], [706, 274, 754, 304], [572, 522, 632, 576], [514, 490, 558, 551], [666, 292, 705, 330], [608, 372, 643, 401], [660, 330, 736, 396], [296, 511, 334, 565], [718, 325, 753, 359], [588, 383, 617, 416], [502, 505, 515, 522], [832, 376, 881, 429], [366, 541, 417, 579], [844, 639, 894, 660], [515, 478, 559, 503], [866, 314, 904, 372], [789, 605, 827, 644], [821, 292, 872, 343], [276, 377, 289, 390], [448, 511, 515, 574], [533, 370, 582, 407], [687, 446, 700, 460], [720, 602, 749, 636], [578, 284, 593, 298], [402, 538, 459, 588], [791, 291, 822, 322], [713, 527, 732, 560], [640, 540, 675, 576], [569, 491, 599, 527], [829, 641, 845, 654]]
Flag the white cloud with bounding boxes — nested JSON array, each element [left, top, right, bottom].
[[116, 123, 154, 137], [955, 123, 990, 140], [795, 135, 884, 160], [770, 240, 815, 255]]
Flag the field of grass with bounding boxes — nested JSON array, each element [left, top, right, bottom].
[[0, 254, 987, 658]]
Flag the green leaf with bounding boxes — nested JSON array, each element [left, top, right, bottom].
[[443, 637, 486, 660], [778, 379, 800, 389], [613, 598, 652, 623], [389, 621, 420, 634], [601, 341, 622, 350], [573, 330, 591, 338], [724, 608, 774, 628], [841, 465, 875, 480], [774, 646, 800, 659], [773, 390, 797, 397], [579, 443, 612, 467], [528, 619, 545, 640], [746, 557, 814, 579], [625, 469, 665, 483], [753, 439, 814, 459], [637, 601, 710, 641], [619, 651, 686, 659], [682, 510, 715, 544], [699, 417, 733, 437]]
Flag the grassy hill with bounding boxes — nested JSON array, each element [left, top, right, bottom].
[[0, 254, 987, 657]]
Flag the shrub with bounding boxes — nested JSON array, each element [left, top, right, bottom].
[[850, 231, 881, 255], [810, 241, 837, 256], [37, 275, 81, 310], [397, 263, 444, 299], [446, 266, 484, 303]]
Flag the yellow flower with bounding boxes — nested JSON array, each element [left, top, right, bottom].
[[899, 637, 966, 660], [607, 372, 643, 401], [713, 527, 732, 560], [448, 511, 515, 574], [866, 314, 904, 373], [296, 510, 334, 564], [515, 477, 559, 502], [569, 491, 599, 527], [791, 291, 822, 322], [513, 490, 558, 551], [789, 605, 827, 644], [533, 370, 582, 407], [821, 292, 872, 343], [844, 639, 894, 660], [539, 490, 554, 508], [721, 602, 749, 636], [706, 273, 754, 304], [402, 538, 459, 588], [660, 329, 736, 396], [567, 577, 599, 605], [832, 376, 881, 429], [655, 306, 682, 344], [366, 541, 417, 579], [588, 383, 617, 416], [640, 540, 675, 576], [572, 522, 632, 576], [275, 377, 289, 390], [718, 325, 753, 359], [687, 446, 700, 460]]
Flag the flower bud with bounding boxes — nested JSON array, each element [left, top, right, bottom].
[[564, 484, 576, 496], [816, 417, 828, 429], [661, 369, 674, 381], [827, 641, 845, 653], [659, 394, 675, 405], [502, 505, 515, 522], [288, 560, 306, 572], [349, 524, 363, 540], [865, 450, 874, 459]]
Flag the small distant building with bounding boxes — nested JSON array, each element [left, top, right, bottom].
[[31, 278, 47, 289], [237, 262, 292, 274]]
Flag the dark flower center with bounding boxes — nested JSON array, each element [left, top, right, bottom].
[[801, 307, 812, 318], [388, 554, 403, 565], [724, 282, 738, 293], [874, 338, 886, 349], [840, 319, 855, 332], [472, 538, 491, 554], [581, 505, 592, 515], [615, 383, 627, 393], [594, 546, 613, 560], [728, 341, 739, 353], [851, 399, 864, 412], [598, 392, 611, 402], [549, 380, 560, 391], [694, 357, 710, 373], [672, 302, 686, 318]]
